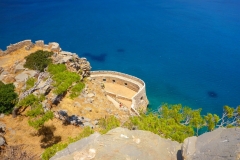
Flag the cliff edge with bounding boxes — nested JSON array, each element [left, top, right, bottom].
[[51, 127, 240, 160]]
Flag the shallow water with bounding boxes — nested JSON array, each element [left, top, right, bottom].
[[1, 0, 240, 115]]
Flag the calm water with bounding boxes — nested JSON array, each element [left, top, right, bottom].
[[1, 0, 240, 115]]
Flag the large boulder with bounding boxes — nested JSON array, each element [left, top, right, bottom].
[[50, 127, 182, 160], [182, 128, 240, 160]]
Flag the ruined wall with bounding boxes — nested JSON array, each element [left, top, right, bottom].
[[0, 40, 61, 57], [91, 71, 149, 111], [0, 40, 32, 56]]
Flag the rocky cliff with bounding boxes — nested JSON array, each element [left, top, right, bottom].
[[51, 127, 240, 160]]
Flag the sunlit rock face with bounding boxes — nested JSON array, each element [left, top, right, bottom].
[[50, 127, 182, 160], [182, 128, 240, 160]]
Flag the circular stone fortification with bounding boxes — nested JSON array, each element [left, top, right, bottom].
[[90, 71, 149, 112]]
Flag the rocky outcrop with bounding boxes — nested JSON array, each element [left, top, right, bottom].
[[50, 127, 240, 160], [50, 127, 182, 160], [53, 51, 91, 79], [182, 127, 240, 160]]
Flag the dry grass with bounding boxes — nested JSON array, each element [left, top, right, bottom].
[[0, 144, 38, 160], [0, 45, 50, 69], [0, 115, 83, 158]]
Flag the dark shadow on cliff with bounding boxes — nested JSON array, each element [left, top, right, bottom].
[[176, 150, 183, 160], [82, 52, 107, 62], [37, 125, 62, 149]]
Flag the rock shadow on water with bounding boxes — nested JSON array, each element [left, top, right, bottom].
[[207, 91, 218, 98], [82, 52, 107, 62]]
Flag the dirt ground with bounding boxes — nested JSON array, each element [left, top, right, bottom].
[[0, 115, 83, 159]]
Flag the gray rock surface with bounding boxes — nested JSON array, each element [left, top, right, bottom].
[[51, 127, 182, 160], [14, 63, 25, 73], [50, 133, 101, 160], [0, 136, 5, 146], [15, 72, 28, 82], [182, 128, 240, 160], [0, 122, 6, 133], [23, 70, 37, 77]]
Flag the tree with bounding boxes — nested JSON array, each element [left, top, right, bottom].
[[16, 94, 53, 130], [48, 64, 81, 95], [125, 104, 205, 142], [24, 50, 53, 72], [216, 105, 240, 128], [0, 81, 18, 114]]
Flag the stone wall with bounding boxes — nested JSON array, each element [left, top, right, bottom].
[[0, 40, 32, 56], [0, 40, 61, 57], [91, 71, 149, 112]]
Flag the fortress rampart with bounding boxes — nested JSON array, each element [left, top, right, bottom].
[[0, 40, 61, 57], [90, 71, 149, 112]]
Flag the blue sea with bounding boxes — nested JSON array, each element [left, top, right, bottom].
[[1, 0, 240, 116]]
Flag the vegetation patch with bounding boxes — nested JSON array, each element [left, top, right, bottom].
[[48, 64, 82, 95], [17, 94, 53, 130], [25, 77, 36, 90], [99, 115, 120, 134], [124, 104, 240, 143], [0, 81, 18, 114], [24, 50, 53, 72], [41, 127, 94, 160], [69, 82, 85, 99], [124, 104, 203, 142]]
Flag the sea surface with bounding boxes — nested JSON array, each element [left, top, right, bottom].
[[1, 0, 240, 116]]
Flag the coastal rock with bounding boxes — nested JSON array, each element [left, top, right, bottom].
[[51, 127, 182, 160], [182, 136, 197, 160], [23, 70, 38, 77], [182, 128, 240, 160], [15, 72, 28, 82], [14, 63, 25, 74], [50, 133, 101, 160]]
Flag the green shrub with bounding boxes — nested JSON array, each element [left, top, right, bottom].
[[69, 82, 85, 99], [18, 94, 53, 130], [17, 94, 38, 107], [99, 115, 120, 134], [42, 127, 94, 160], [48, 64, 66, 75], [24, 50, 53, 72], [48, 64, 81, 95], [28, 111, 54, 130], [26, 103, 43, 117], [0, 81, 18, 114], [25, 77, 36, 90]]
